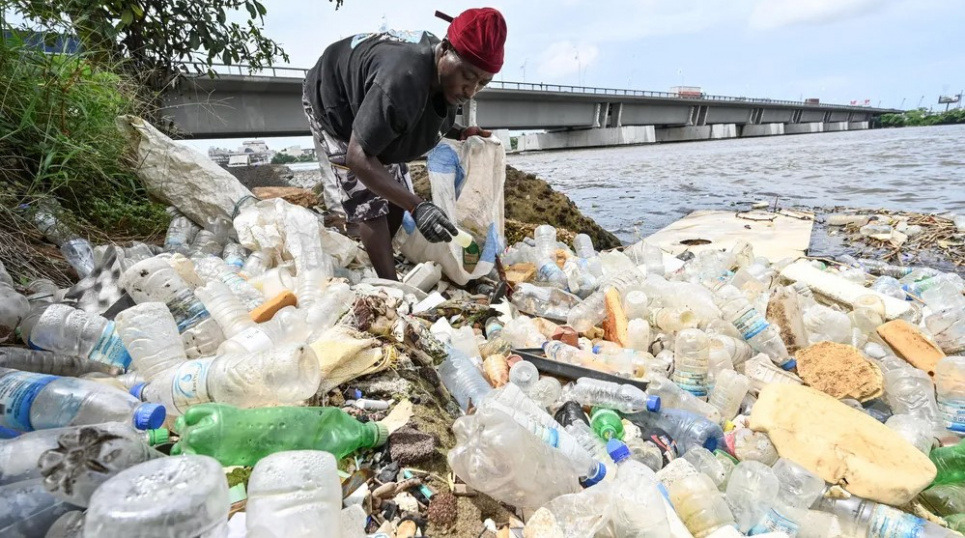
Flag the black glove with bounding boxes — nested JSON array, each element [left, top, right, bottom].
[[413, 201, 457, 243]]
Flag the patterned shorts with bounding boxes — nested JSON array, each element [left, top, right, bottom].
[[302, 89, 414, 223]]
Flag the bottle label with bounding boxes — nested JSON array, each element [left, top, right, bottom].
[[87, 321, 133, 370], [171, 359, 213, 413], [869, 504, 925, 538], [166, 290, 211, 333], [749, 507, 799, 536], [538, 262, 564, 282], [225, 256, 245, 269], [671, 371, 709, 397], [939, 398, 965, 433], [230, 326, 273, 354], [733, 308, 768, 341], [0, 371, 57, 432]]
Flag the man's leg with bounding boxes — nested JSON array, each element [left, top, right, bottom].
[[359, 215, 398, 280]]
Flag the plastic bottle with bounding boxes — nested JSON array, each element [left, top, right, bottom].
[[708, 370, 751, 423], [815, 493, 957, 538], [729, 428, 780, 465], [725, 460, 780, 533], [222, 242, 248, 272], [242, 249, 275, 278], [626, 319, 652, 354], [929, 436, 965, 485], [59, 238, 95, 278], [509, 360, 539, 391], [529, 376, 563, 409], [885, 414, 935, 454], [28, 202, 73, 246], [194, 256, 265, 310], [749, 458, 825, 535], [926, 309, 965, 356], [533, 225, 558, 261], [649, 307, 698, 332], [859, 223, 893, 238], [714, 284, 793, 369], [567, 270, 646, 333], [193, 280, 255, 338], [438, 347, 493, 411], [246, 450, 343, 538], [668, 473, 736, 538], [83, 455, 230, 537], [38, 422, 165, 507], [647, 374, 722, 424], [936, 356, 965, 434], [220, 306, 310, 356], [1, 425, 84, 486], [0, 368, 164, 432], [0, 478, 76, 537], [626, 408, 725, 454], [882, 366, 943, 429], [672, 328, 711, 397], [304, 282, 355, 339], [447, 405, 583, 508], [565, 377, 660, 414], [43, 510, 85, 538], [871, 275, 907, 300], [590, 407, 625, 441], [0, 348, 117, 377], [544, 340, 596, 366], [624, 436, 666, 471], [564, 420, 613, 465], [682, 446, 729, 489], [171, 403, 387, 467], [135, 343, 320, 415], [119, 256, 225, 358], [163, 208, 201, 254], [498, 316, 548, 349], [920, 275, 965, 313], [606, 439, 672, 537], [114, 302, 187, 383], [28, 304, 131, 371]]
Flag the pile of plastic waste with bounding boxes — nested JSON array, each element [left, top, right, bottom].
[[2, 194, 965, 538]]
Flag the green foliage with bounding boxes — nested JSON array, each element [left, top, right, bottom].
[[881, 107, 965, 128], [271, 153, 297, 164], [0, 34, 167, 236]]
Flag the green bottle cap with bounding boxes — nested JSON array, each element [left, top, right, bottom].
[[371, 422, 389, 447], [146, 428, 170, 446]]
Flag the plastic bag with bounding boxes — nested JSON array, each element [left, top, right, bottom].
[[394, 137, 505, 285], [115, 116, 253, 225]]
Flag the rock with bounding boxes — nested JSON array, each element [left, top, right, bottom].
[[749, 384, 936, 505], [877, 319, 946, 377], [522, 508, 564, 538], [551, 326, 578, 348], [388, 426, 437, 465], [251, 186, 319, 208], [426, 491, 458, 528], [794, 341, 883, 401]]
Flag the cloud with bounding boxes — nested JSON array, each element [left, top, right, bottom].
[[749, 0, 893, 30], [536, 41, 599, 82]]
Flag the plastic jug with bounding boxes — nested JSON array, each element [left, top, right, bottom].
[[171, 403, 388, 467]]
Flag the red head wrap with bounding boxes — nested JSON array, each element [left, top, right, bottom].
[[446, 8, 507, 74]]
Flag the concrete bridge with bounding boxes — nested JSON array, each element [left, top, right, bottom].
[[163, 64, 901, 150]]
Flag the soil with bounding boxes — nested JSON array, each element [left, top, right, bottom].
[[410, 163, 622, 250], [221, 164, 294, 190]]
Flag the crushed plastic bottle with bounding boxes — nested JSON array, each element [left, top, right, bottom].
[[246, 450, 343, 538], [194, 256, 265, 311], [565, 377, 660, 414], [438, 347, 493, 411], [748, 458, 824, 535], [59, 238, 95, 279], [647, 374, 722, 424], [114, 302, 187, 382], [163, 207, 201, 254], [627, 407, 725, 454], [29, 304, 132, 371], [0, 348, 117, 377], [815, 493, 957, 538], [726, 460, 780, 533]]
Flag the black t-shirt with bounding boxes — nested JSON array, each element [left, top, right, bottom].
[[304, 30, 458, 164]]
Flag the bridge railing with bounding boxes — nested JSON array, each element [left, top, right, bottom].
[[188, 63, 893, 111]]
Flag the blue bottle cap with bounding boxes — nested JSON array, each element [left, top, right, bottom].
[[647, 395, 661, 413], [781, 359, 797, 371], [703, 436, 719, 453], [133, 403, 166, 430], [592, 344, 602, 354], [606, 438, 631, 464], [130, 382, 146, 400], [580, 461, 607, 487]]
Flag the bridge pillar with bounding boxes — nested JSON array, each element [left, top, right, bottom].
[[521, 125, 656, 150], [612, 103, 624, 128], [655, 126, 711, 143], [848, 121, 869, 130], [825, 122, 849, 132], [741, 123, 785, 137], [784, 122, 824, 135], [710, 124, 737, 139]]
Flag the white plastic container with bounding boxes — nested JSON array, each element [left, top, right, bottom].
[[246, 451, 343, 538], [402, 262, 443, 292]]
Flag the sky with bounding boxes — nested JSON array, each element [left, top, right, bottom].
[[181, 0, 965, 153]]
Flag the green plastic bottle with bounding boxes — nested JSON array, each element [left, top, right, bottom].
[[930, 442, 965, 486], [591, 407, 624, 441], [918, 483, 965, 517], [170, 403, 388, 466]]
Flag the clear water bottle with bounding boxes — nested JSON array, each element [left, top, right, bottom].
[[59, 238, 95, 278], [83, 455, 230, 537], [242, 249, 274, 278], [437, 347, 493, 411], [726, 460, 780, 533], [544, 340, 596, 366], [163, 207, 201, 254], [709, 334, 755, 369], [0, 348, 118, 377], [567, 270, 646, 333], [246, 450, 343, 538], [815, 493, 957, 538], [885, 414, 935, 454], [29, 304, 132, 371], [193, 280, 255, 338], [626, 407, 725, 454], [564, 420, 613, 464], [649, 307, 698, 332], [0, 368, 164, 432], [936, 356, 965, 434], [43, 510, 85, 538], [626, 240, 666, 277], [708, 369, 751, 423], [668, 473, 736, 537], [565, 377, 660, 414], [926, 308, 965, 356], [715, 284, 793, 369], [189, 229, 225, 258], [672, 328, 711, 397], [871, 275, 907, 300], [221, 306, 310, 356], [536, 256, 569, 290], [222, 242, 248, 272], [509, 360, 539, 391], [114, 302, 188, 383], [606, 439, 672, 536], [920, 275, 965, 313], [39, 422, 165, 507], [304, 282, 355, 339], [529, 376, 563, 409], [1, 425, 82, 486], [119, 257, 225, 358], [749, 458, 825, 535], [194, 257, 264, 310], [135, 343, 321, 415], [627, 319, 652, 353], [729, 428, 779, 465], [682, 446, 729, 489], [533, 224, 558, 261], [447, 405, 583, 508], [647, 374, 722, 424], [882, 366, 943, 429], [0, 478, 76, 537]]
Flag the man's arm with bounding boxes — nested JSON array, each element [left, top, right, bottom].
[[444, 124, 493, 140], [345, 132, 423, 213]]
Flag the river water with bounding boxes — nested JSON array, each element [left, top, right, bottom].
[[509, 125, 965, 243]]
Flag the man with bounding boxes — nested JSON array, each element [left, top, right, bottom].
[[302, 8, 507, 280]]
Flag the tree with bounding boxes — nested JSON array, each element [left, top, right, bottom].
[[271, 153, 297, 164], [5, 0, 343, 86]]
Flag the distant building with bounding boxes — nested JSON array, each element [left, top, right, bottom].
[[277, 145, 315, 159], [206, 140, 275, 166], [227, 155, 250, 167]]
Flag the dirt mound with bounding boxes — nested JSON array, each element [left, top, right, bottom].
[[221, 164, 293, 190], [411, 163, 621, 250]]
